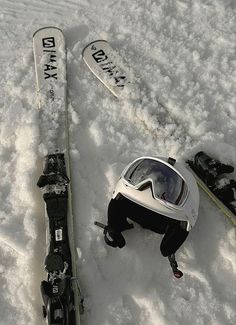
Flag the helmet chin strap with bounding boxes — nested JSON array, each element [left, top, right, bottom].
[[168, 254, 183, 278], [95, 220, 184, 278], [94, 221, 128, 248]]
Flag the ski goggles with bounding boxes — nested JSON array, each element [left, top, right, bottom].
[[122, 158, 188, 206]]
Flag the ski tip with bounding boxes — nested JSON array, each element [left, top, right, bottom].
[[82, 40, 108, 57], [33, 26, 63, 38]]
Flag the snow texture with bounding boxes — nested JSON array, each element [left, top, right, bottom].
[[0, 0, 235, 324]]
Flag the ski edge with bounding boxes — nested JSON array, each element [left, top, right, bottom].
[[67, 173, 84, 321]]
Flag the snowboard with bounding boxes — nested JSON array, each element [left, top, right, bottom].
[[33, 27, 83, 325]]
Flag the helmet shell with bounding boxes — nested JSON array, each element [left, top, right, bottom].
[[113, 156, 199, 231]]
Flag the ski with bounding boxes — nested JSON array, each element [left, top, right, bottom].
[[82, 40, 194, 143], [33, 27, 83, 324], [82, 40, 134, 98], [187, 151, 236, 227]]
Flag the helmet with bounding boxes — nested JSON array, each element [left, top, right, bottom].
[[113, 156, 199, 231]]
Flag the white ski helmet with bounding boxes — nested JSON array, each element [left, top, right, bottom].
[[113, 156, 199, 231]]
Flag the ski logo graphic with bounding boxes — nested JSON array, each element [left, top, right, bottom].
[[42, 37, 57, 81], [92, 49, 108, 63], [42, 37, 55, 48], [92, 48, 126, 88]]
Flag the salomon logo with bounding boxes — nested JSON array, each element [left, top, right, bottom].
[[92, 50, 108, 63], [92, 49, 126, 88], [42, 37, 55, 48], [42, 38, 58, 81]]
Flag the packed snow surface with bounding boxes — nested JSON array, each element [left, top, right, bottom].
[[0, 0, 235, 324]]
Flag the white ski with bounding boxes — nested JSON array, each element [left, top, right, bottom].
[[82, 40, 135, 98], [33, 26, 67, 153], [33, 27, 82, 325]]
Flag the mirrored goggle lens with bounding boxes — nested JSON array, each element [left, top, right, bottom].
[[124, 158, 187, 205]]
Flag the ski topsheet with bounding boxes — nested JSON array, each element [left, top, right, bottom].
[[82, 40, 135, 98], [33, 27, 82, 324], [33, 27, 67, 153]]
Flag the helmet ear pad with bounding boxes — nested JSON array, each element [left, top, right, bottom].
[[160, 224, 189, 257]]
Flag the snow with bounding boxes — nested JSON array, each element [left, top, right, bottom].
[[0, 0, 236, 324]]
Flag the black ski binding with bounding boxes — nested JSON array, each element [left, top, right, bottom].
[[187, 151, 236, 217], [38, 153, 79, 324]]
